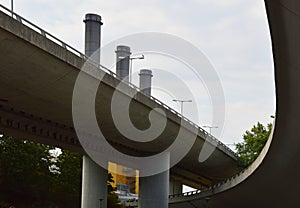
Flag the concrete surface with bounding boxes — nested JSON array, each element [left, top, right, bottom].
[[0, 8, 240, 190], [169, 0, 300, 207]]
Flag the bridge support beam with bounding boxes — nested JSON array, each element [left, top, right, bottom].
[[169, 177, 183, 195], [81, 155, 108, 208]]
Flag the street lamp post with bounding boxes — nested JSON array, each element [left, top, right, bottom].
[[203, 125, 218, 135], [11, 0, 13, 17], [99, 198, 103, 208], [129, 55, 144, 82], [172, 99, 192, 115]]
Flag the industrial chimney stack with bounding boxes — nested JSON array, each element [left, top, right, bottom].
[[84, 13, 103, 64], [139, 69, 153, 96], [115, 45, 131, 82]]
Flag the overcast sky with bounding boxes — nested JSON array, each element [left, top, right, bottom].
[[1, 0, 275, 147]]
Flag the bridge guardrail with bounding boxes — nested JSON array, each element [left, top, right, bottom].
[[168, 165, 248, 200], [0, 4, 238, 158]]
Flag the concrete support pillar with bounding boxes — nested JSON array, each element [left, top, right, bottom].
[[169, 178, 183, 195], [139, 171, 169, 208], [81, 155, 108, 208], [138, 154, 170, 208]]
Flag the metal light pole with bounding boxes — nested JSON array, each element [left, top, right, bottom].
[[203, 125, 218, 135], [172, 99, 192, 115], [11, 0, 13, 17], [99, 198, 103, 208], [129, 54, 144, 82]]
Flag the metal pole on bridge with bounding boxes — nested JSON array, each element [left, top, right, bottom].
[[11, 0, 13, 17]]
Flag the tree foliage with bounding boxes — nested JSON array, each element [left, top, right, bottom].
[[0, 135, 57, 206], [0, 135, 121, 207], [107, 173, 122, 208], [54, 150, 82, 193], [235, 122, 272, 167], [52, 150, 82, 207]]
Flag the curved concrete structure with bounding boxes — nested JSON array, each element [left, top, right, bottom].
[[170, 0, 300, 207], [0, 5, 240, 191]]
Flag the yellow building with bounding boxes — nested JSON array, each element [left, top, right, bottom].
[[108, 162, 139, 194]]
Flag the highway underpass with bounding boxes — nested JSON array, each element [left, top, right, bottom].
[[0, 4, 240, 206]]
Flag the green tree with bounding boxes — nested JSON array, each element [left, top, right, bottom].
[[0, 135, 122, 207], [235, 122, 272, 167], [0, 135, 56, 206], [52, 150, 82, 207], [107, 173, 122, 208]]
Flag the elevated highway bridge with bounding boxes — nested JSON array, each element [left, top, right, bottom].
[[0, 4, 240, 207]]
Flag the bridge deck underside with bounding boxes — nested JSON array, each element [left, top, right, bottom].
[[0, 10, 240, 190]]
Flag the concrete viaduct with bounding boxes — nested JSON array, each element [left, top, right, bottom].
[[0, 4, 240, 208]]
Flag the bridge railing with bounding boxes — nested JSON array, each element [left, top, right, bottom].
[[169, 189, 202, 199], [0, 4, 237, 158], [168, 168, 248, 200]]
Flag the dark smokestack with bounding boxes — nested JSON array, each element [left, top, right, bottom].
[[115, 45, 131, 81], [84, 14, 103, 64], [139, 69, 153, 96]]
